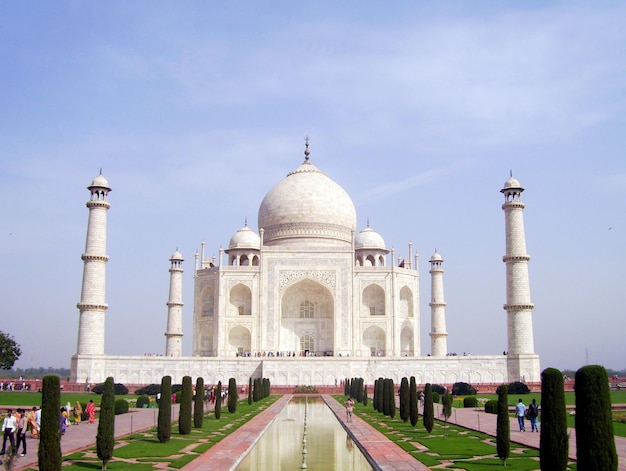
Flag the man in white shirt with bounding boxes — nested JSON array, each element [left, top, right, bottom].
[[1, 409, 17, 455]]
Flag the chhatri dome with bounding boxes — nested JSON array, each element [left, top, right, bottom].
[[228, 222, 261, 250], [354, 222, 387, 250], [258, 140, 357, 247]]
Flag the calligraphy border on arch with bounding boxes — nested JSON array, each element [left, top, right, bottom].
[[279, 270, 336, 293]]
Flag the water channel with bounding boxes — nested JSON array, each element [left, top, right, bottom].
[[235, 396, 374, 471]]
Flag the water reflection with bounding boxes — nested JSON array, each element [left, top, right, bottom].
[[235, 396, 373, 471]]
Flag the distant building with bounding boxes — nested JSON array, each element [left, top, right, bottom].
[[71, 144, 540, 386]]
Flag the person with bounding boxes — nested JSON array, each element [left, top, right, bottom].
[[27, 407, 38, 438], [35, 407, 42, 437], [15, 409, 27, 456], [515, 398, 526, 432], [345, 397, 355, 422], [65, 402, 72, 427], [73, 401, 83, 425], [60, 408, 67, 435], [85, 400, 96, 423], [0, 409, 17, 455], [527, 398, 539, 432]]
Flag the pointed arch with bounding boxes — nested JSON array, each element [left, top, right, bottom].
[[230, 284, 252, 316]]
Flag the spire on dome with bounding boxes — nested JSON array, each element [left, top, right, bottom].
[[366, 217, 370, 228], [244, 217, 248, 227], [304, 135, 310, 161]]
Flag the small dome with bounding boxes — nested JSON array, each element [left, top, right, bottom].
[[229, 225, 261, 250], [355, 226, 386, 250], [89, 173, 110, 189], [503, 176, 521, 190], [430, 251, 443, 262], [170, 250, 184, 261]]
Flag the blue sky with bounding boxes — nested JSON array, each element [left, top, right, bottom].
[[1, 1, 624, 371]]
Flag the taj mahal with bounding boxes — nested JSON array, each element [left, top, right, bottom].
[[70, 142, 540, 386]]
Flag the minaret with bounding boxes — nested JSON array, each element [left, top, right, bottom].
[[429, 251, 448, 357], [165, 249, 184, 357], [501, 174, 536, 380], [76, 171, 111, 356]]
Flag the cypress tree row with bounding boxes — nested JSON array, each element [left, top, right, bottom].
[[399, 377, 409, 422], [178, 376, 192, 435], [97, 377, 115, 469], [382, 378, 391, 416], [38, 374, 62, 471], [158, 376, 172, 443], [388, 379, 396, 419], [248, 377, 253, 405], [539, 367, 568, 470], [228, 378, 238, 413], [409, 376, 418, 427], [423, 383, 434, 433], [194, 377, 204, 428], [214, 381, 222, 419], [575, 365, 617, 470], [496, 384, 510, 465]]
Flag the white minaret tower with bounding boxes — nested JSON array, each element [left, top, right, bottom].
[[165, 249, 184, 357], [429, 251, 448, 357], [501, 174, 538, 381], [76, 171, 111, 356]]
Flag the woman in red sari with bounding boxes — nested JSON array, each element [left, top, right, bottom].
[[85, 400, 96, 423]]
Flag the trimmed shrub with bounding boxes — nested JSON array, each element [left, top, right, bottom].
[[157, 376, 172, 443], [97, 377, 115, 468], [432, 391, 440, 404], [496, 384, 510, 465], [485, 399, 498, 414], [194, 377, 204, 428], [228, 378, 238, 413], [135, 384, 160, 396], [215, 381, 222, 420], [39, 375, 62, 471], [92, 382, 129, 395], [409, 376, 418, 427], [507, 381, 530, 395], [114, 399, 129, 415], [575, 365, 617, 470], [136, 395, 150, 409], [452, 382, 477, 396], [540, 367, 568, 471], [431, 384, 447, 395], [423, 383, 434, 433], [463, 396, 478, 408], [178, 376, 192, 435]]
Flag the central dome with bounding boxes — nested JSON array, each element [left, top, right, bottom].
[[258, 157, 357, 247]]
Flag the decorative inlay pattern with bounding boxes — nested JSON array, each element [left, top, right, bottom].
[[279, 270, 336, 292]]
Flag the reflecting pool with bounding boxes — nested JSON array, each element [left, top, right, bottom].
[[235, 396, 373, 471]]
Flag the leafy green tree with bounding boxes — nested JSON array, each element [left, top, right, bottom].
[[423, 383, 434, 433], [178, 376, 192, 435], [215, 381, 222, 419], [496, 384, 510, 465], [248, 377, 253, 405], [157, 376, 172, 443], [228, 378, 238, 413], [409, 376, 418, 427], [0, 331, 21, 370], [540, 367, 568, 471], [38, 375, 62, 470], [399, 377, 409, 422], [194, 377, 204, 428], [575, 365, 617, 470], [97, 377, 115, 469]]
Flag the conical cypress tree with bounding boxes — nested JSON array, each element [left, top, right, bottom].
[[97, 377, 115, 468], [388, 379, 396, 419], [248, 377, 253, 405], [373, 379, 378, 411], [38, 375, 62, 471], [399, 377, 409, 422], [376, 377, 384, 412], [179, 376, 192, 435], [363, 384, 368, 406], [539, 368, 568, 470], [575, 365, 617, 470], [194, 377, 204, 428], [157, 376, 172, 443], [253, 378, 260, 402], [382, 378, 391, 416], [409, 376, 418, 427], [228, 378, 238, 413], [423, 383, 434, 433], [496, 384, 510, 465], [215, 381, 222, 419]]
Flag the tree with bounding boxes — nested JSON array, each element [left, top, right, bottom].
[[253, 378, 260, 402], [409, 376, 418, 427], [388, 379, 396, 419], [97, 377, 115, 469], [363, 384, 368, 406], [157, 376, 172, 443], [248, 377, 253, 405], [38, 375, 62, 471], [441, 393, 452, 438], [228, 378, 238, 413], [0, 331, 21, 370], [423, 383, 434, 433], [382, 378, 391, 416], [215, 381, 222, 419], [178, 376, 192, 435], [399, 377, 409, 422], [496, 384, 510, 465], [575, 365, 617, 470], [539, 367, 568, 471], [194, 377, 204, 428]]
